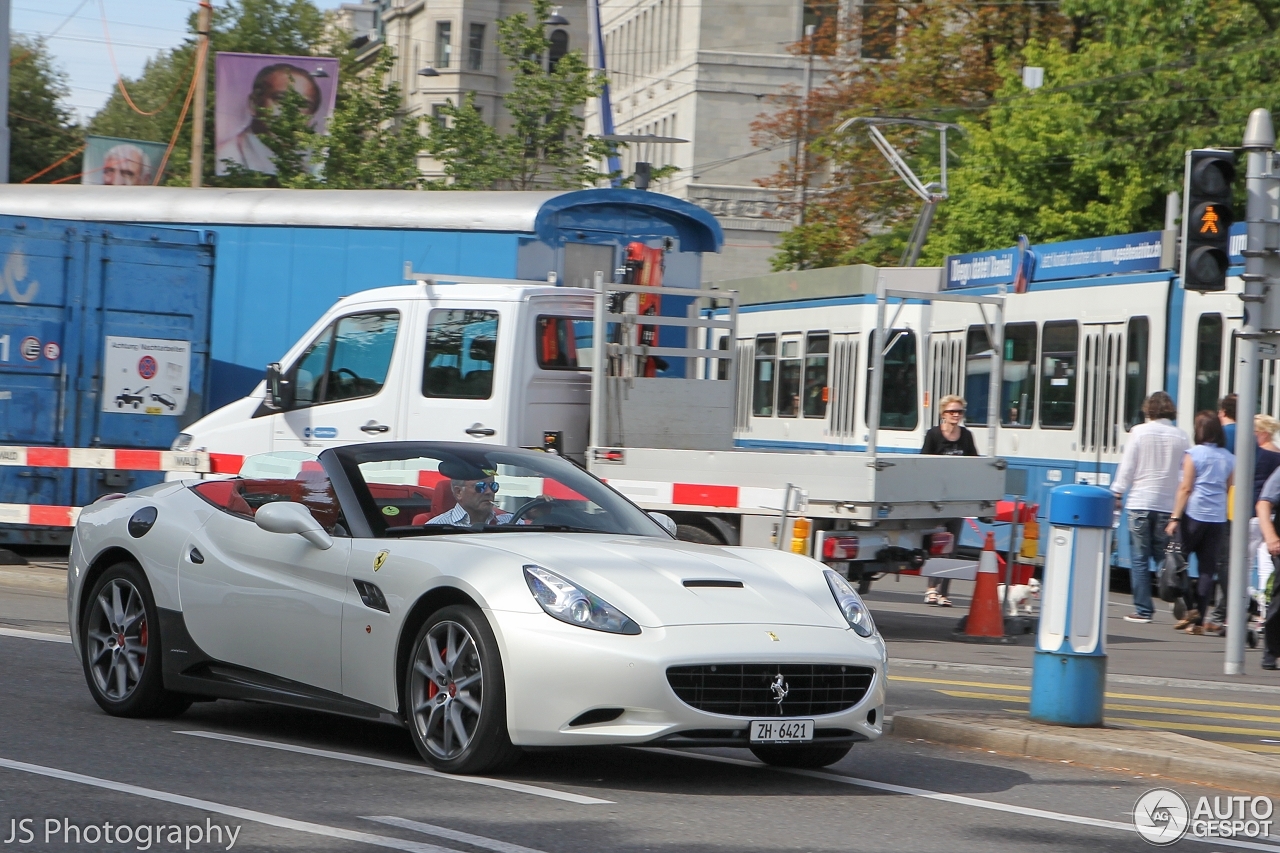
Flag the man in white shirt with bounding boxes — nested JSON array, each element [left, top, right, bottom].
[[1111, 391, 1190, 623], [427, 460, 513, 528]]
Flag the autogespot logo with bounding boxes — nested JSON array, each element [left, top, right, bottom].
[[1134, 788, 1190, 845], [1134, 789, 1276, 845]]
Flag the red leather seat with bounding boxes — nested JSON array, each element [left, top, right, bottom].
[[411, 481, 457, 525]]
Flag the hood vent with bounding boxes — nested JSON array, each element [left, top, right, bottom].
[[682, 579, 744, 589]]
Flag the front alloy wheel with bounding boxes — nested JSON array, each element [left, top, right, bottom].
[[87, 577, 148, 702], [410, 620, 483, 761], [405, 605, 520, 774]]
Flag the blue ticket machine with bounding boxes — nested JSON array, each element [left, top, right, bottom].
[[1029, 484, 1114, 726]]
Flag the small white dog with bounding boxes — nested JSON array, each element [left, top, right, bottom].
[[996, 578, 1040, 615]]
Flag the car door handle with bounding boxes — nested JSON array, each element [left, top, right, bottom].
[[465, 425, 496, 437], [360, 422, 391, 434], [189, 547, 204, 564]]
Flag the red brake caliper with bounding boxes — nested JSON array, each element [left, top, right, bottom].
[[426, 643, 447, 699], [138, 618, 148, 666]]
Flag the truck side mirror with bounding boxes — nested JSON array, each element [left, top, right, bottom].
[[265, 362, 294, 410]]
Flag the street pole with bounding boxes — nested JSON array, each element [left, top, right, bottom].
[[0, 0, 12, 184], [795, 24, 815, 226], [1228, 108, 1278, 675], [190, 0, 212, 188]]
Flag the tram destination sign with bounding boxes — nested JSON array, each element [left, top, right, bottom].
[[946, 231, 1168, 289]]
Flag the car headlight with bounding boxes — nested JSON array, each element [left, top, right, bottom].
[[171, 433, 193, 452], [825, 569, 876, 637], [523, 564, 640, 635]]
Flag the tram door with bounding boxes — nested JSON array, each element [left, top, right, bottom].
[[828, 332, 860, 440], [1080, 322, 1126, 482], [928, 330, 964, 427]]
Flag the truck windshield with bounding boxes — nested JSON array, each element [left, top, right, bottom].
[[349, 445, 665, 538]]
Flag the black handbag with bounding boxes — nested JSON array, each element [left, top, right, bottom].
[[1157, 540, 1187, 603]]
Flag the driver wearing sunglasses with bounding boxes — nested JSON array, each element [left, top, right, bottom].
[[427, 460, 514, 528]]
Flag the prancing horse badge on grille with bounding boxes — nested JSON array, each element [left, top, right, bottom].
[[770, 673, 789, 706]]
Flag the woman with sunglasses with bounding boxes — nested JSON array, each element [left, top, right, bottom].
[[920, 395, 979, 606]]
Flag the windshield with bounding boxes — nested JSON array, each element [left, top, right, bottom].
[[338, 444, 667, 539]]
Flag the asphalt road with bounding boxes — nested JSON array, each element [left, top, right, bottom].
[[1, 562, 1277, 852]]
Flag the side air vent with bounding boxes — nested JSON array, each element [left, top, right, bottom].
[[352, 579, 389, 613], [682, 579, 744, 589], [568, 708, 625, 727]]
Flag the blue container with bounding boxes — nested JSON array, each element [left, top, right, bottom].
[[1030, 484, 1113, 726], [0, 215, 213, 542]]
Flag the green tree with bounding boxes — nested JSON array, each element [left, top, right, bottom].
[[321, 47, 424, 189], [927, 0, 1280, 259], [9, 36, 82, 183], [426, 0, 613, 189]]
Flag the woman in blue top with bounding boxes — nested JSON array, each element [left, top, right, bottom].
[[1166, 411, 1236, 634]]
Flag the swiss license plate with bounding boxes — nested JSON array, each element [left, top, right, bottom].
[[750, 719, 814, 743]]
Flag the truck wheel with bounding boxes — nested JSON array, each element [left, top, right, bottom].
[[676, 524, 721, 545]]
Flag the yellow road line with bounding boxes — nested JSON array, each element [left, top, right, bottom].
[[936, 690, 1280, 724], [895, 675, 1280, 711], [1106, 716, 1280, 738]]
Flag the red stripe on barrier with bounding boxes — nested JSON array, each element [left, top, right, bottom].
[[28, 505, 73, 526], [27, 448, 69, 468], [115, 450, 161, 471], [417, 470, 447, 488], [209, 453, 244, 475], [671, 483, 738, 507]]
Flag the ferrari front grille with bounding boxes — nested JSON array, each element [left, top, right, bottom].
[[666, 663, 875, 717]]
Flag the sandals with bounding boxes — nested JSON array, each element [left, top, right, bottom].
[[925, 590, 939, 606], [937, 596, 953, 607]]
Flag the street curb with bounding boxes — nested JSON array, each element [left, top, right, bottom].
[[891, 657, 1280, 696], [891, 710, 1280, 796]]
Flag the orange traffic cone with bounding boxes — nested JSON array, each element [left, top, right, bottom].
[[965, 532, 1005, 638]]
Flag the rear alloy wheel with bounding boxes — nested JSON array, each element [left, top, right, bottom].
[[81, 561, 190, 718], [406, 605, 520, 774], [750, 743, 852, 768]]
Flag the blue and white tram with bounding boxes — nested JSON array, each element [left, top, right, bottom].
[[721, 231, 1250, 568]]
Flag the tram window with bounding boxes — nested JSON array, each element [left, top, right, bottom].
[[1003, 323, 1037, 427], [752, 335, 777, 416], [778, 338, 803, 417], [803, 333, 830, 418], [866, 329, 919, 430], [963, 325, 991, 426], [1194, 314, 1223, 416], [1124, 317, 1150, 430], [1040, 321, 1079, 428]]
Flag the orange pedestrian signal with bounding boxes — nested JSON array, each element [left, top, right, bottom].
[[1199, 205, 1221, 234]]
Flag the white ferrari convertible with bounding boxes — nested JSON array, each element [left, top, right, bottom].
[[67, 442, 885, 773]]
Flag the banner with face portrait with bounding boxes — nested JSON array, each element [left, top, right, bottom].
[[214, 52, 340, 176], [82, 136, 168, 186]]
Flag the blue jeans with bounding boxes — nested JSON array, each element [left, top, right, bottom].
[[1128, 509, 1171, 617]]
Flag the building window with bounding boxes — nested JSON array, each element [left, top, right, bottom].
[[436, 21, 453, 68], [431, 103, 448, 127], [468, 23, 485, 71], [549, 29, 569, 70], [860, 1, 897, 60], [1040, 320, 1079, 428], [802, 2, 836, 54]]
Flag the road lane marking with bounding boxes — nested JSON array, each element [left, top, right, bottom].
[[364, 816, 548, 853], [934, 690, 1280, 724], [642, 748, 1280, 852], [1105, 717, 1280, 738], [176, 730, 612, 805], [0, 755, 462, 853], [0, 626, 70, 644], [896, 676, 1280, 712]]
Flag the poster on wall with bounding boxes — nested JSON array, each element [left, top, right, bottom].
[[214, 52, 339, 176], [82, 136, 168, 186], [101, 337, 191, 416]]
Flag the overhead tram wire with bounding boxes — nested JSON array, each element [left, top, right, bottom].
[[19, 144, 86, 184], [10, 0, 92, 66], [98, 0, 199, 117]]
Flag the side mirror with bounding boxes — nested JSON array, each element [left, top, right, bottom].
[[265, 362, 294, 410], [648, 511, 677, 538], [255, 501, 333, 550]]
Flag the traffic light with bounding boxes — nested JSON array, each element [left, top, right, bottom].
[[1181, 149, 1236, 292]]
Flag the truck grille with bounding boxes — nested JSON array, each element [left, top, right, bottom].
[[666, 664, 875, 718]]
